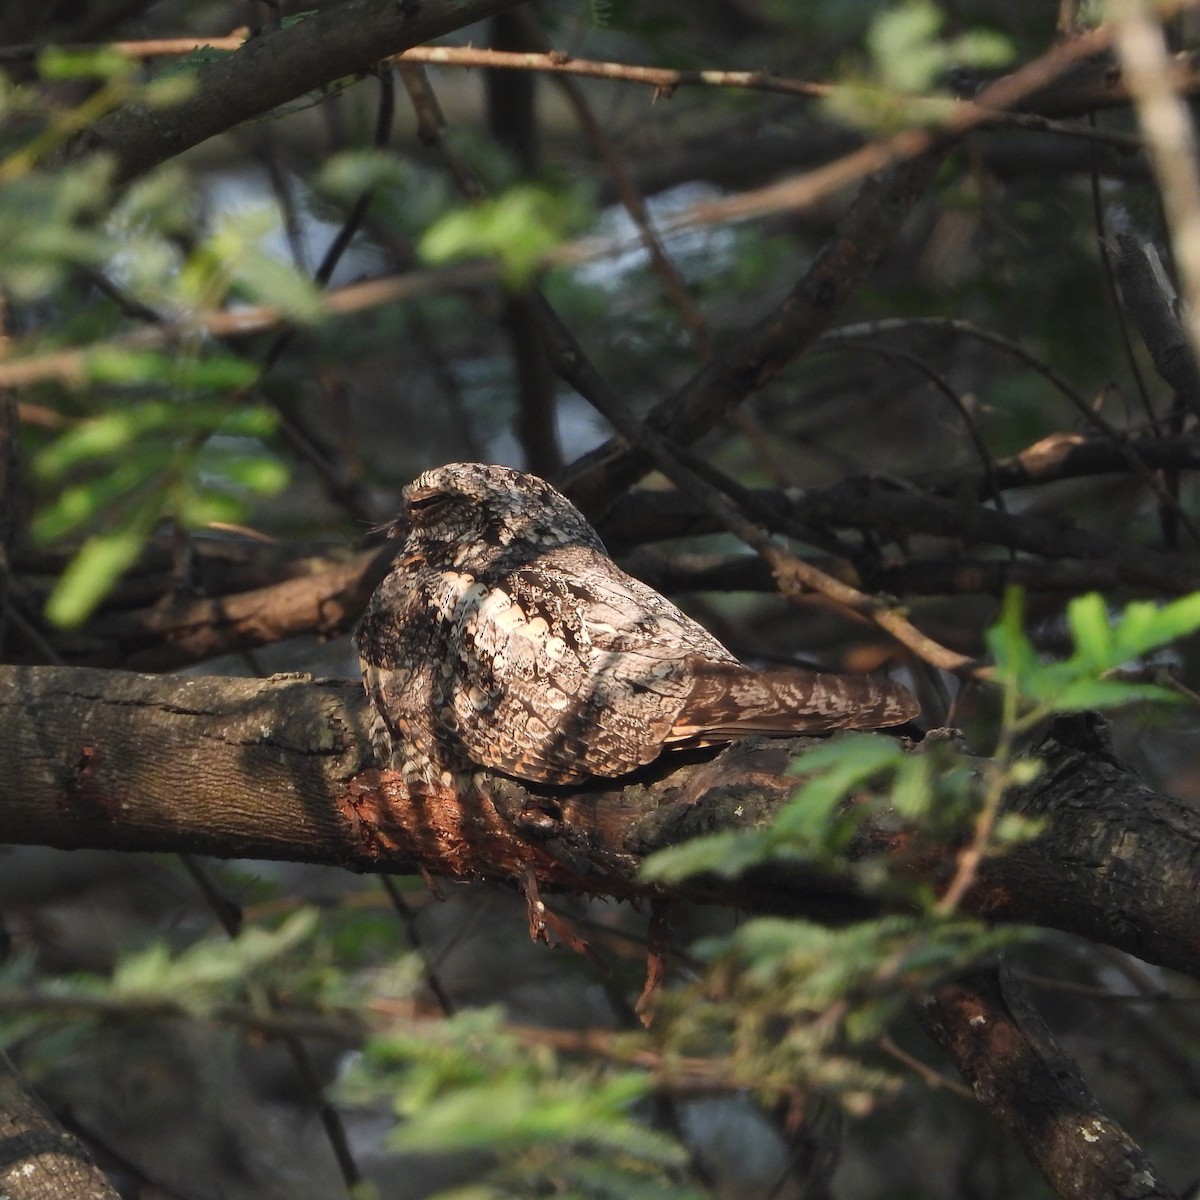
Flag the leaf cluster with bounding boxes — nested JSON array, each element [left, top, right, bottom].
[[657, 914, 1020, 1114], [345, 1007, 704, 1200], [989, 589, 1200, 720]]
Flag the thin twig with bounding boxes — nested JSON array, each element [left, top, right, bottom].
[[514, 10, 710, 354], [0, 31, 1135, 397], [829, 339, 1009, 518], [820, 316, 1200, 541], [532, 302, 976, 673], [259, 140, 311, 274], [1087, 116, 1155, 426], [250, 68, 397, 521], [0, 30, 1158, 155], [877, 1034, 976, 1099], [1013, 970, 1200, 1003], [378, 875, 456, 1016]]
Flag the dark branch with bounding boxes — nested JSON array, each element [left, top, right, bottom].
[[72, 0, 528, 185], [600, 475, 1200, 595], [919, 963, 1180, 1200], [561, 152, 946, 514], [8, 545, 397, 671], [0, 1049, 120, 1200]]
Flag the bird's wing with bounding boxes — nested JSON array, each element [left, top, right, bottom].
[[665, 658, 919, 745], [446, 553, 723, 783]]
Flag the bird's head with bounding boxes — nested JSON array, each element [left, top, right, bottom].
[[384, 462, 605, 572]]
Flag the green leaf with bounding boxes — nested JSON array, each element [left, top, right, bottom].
[[992, 812, 1044, 846], [34, 409, 148, 478], [316, 150, 409, 202], [171, 489, 247, 528], [639, 829, 765, 884], [869, 0, 945, 92], [952, 29, 1014, 70], [420, 185, 587, 288], [1036, 678, 1179, 712], [217, 405, 278, 437], [44, 523, 149, 627], [1110, 593, 1200, 662], [890, 753, 935, 820], [31, 459, 164, 542], [988, 589, 1200, 714], [34, 395, 267, 482], [866, 1, 1012, 94], [1065, 592, 1111, 670], [113, 166, 192, 233], [777, 735, 904, 844], [37, 46, 135, 82], [110, 910, 318, 1014], [139, 72, 197, 107], [84, 346, 257, 388], [644, 735, 914, 884], [178, 209, 324, 319], [229, 245, 324, 322], [985, 586, 1038, 687], [213, 455, 290, 495]]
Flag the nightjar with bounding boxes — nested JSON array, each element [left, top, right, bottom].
[[356, 463, 919, 787]]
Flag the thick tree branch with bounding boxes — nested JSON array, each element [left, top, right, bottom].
[[919, 963, 1180, 1200], [599, 476, 1200, 594], [10, 544, 396, 670], [73, 0, 528, 185], [0, 1049, 120, 1200], [2, 668, 1199, 983]]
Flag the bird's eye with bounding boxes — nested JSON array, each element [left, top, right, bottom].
[[407, 490, 452, 523]]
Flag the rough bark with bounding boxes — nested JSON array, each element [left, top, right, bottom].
[[72, 0, 529, 186], [0, 1050, 119, 1200], [1, 667, 1199, 982], [919, 964, 1179, 1200]]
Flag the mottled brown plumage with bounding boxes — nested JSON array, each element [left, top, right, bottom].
[[356, 463, 919, 786]]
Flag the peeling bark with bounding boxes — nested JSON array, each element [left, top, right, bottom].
[[1, 667, 1199, 983]]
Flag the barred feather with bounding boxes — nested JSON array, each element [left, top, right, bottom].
[[356, 463, 919, 785]]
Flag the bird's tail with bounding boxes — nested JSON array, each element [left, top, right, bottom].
[[666, 657, 919, 745]]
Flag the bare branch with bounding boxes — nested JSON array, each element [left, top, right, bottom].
[[71, 0, 529, 186], [600, 477, 1200, 595], [919, 963, 1180, 1200], [1112, 1, 1200, 377], [0, 1050, 121, 1200], [15, 545, 397, 671]]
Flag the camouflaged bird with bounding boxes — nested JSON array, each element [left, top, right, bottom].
[[355, 463, 919, 787]]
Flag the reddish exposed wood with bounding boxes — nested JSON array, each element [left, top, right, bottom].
[[1, 668, 1199, 982]]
